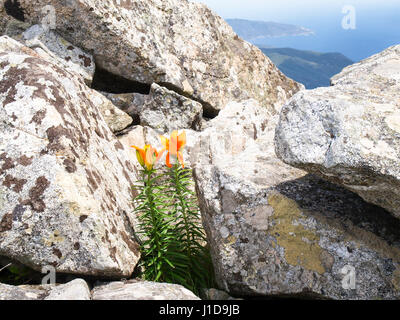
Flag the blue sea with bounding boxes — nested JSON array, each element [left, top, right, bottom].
[[252, 6, 400, 62]]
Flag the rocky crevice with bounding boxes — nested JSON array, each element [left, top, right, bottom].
[[91, 65, 151, 95], [156, 81, 220, 120], [4, 0, 24, 22]]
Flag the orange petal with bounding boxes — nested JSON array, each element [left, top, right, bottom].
[[145, 146, 154, 163], [177, 131, 186, 151], [169, 134, 178, 155], [177, 151, 185, 168], [166, 152, 172, 168], [131, 145, 142, 152], [156, 148, 165, 163], [135, 150, 145, 167], [171, 130, 178, 139]]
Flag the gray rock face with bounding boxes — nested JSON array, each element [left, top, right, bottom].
[[44, 279, 91, 300], [91, 280, 200, 300], [0, 283, 47, 300], [22, 24, 95, 86], [0, 0, 10, 35], [275, 45, 400, 219], [100, 91, 144, 122], [90, 92, 133, 133], [0, 36, 140, 277], [17, 0, 302, 114], [201, 288, 241, 300], [0, 1, 31, 40], [140, 83, 203, 132], [102, 84, 203, 133], [0, 279, 90, 300], [192, 100, 400, 299]]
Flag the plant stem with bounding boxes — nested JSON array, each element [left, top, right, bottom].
[[144, 169, 161, 280], [172, 164, 194, 285]]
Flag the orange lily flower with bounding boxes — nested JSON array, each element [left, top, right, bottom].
[[131, 144, 164, 171], [160, 130, 186, 168]]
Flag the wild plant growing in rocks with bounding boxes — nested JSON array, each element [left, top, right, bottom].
[[132, 130, 214, 295]]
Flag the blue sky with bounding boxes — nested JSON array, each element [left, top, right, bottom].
[[191, 0, 400, 61], [191, 0, 399, 24]]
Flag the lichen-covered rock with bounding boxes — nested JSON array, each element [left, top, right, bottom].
[[87, 90, 133, 133], [17, 0, 302, 114], [44, 279, 91, 300], [201, 288, 241, 300], [0, 0, 31, 40], [193, 100, 400, 299], [140, 83, 203, 132], [0, 282, 47, 300], [22, 24, 95, 86], [0, 279, 91, 300], [275, 45, 400, 219], [0, 36, 140, 277], [0, 1, 9, 34], [110, 83, 203, 133], [100, 91, 144, 123], [91, 280, 200, 300]]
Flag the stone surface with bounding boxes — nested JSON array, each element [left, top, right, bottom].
[[0, 279, 90, 300], [107, 83, 203, 133], [0, 0, 9, 35], [87, 90, 133, 133], [192, 100, 400, 299], [18, 0, 302, 114], [0, 283, 47, 300], [0, 36, 140, 277], [100, 91, 144, 123], [91, 280, 200, 300], [275, 45, 400, 219], [0, 0, 31, 40], [0, 282, 47, 300], [201, 288, 240, 300], [44, 279, 91, 300], [22, 24, 95, 86], [140, 83, 203, 132]]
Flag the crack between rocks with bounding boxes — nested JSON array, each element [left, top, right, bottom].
[[156, 81, 220, 119], [91, 64, 151, 95], [4, 0, 25, 22]]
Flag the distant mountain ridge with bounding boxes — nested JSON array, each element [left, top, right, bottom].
[[226, 18, 355, 89], [261, 47, 353, 89], [226, 18, 314, 42]]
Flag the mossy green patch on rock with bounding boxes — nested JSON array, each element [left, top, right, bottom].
[[268, 191, 327, 275]]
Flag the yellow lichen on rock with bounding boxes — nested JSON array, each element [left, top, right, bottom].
[[268, 192, 326, 275], [43, 230, 65, 246], [225, 235, 236, 246]]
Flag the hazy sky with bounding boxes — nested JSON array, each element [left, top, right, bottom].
[[191, 0, 400, 61], [191, 0, 400, 25]]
